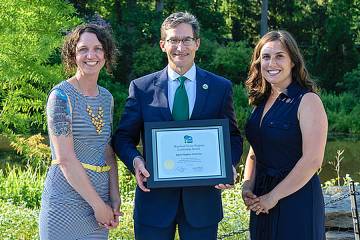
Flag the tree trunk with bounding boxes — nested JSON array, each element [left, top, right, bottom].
[[114, 0, 122, 23], [260, 0, 268, 36], [231, 17, 242, 41], [156, 0, 164, 12]]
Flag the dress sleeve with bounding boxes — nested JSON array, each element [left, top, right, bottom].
[[46, 88, 72, 137]]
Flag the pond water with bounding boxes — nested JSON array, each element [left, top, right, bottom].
[[1, 134, 359, 183], [320, 135, 360, 183]]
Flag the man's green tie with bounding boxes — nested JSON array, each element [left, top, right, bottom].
[[172, 76, 189, 120]]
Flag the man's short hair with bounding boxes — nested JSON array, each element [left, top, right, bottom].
[[160, 12, 200, 40]]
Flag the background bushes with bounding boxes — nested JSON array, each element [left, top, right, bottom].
[[1, 0, 360, 239]]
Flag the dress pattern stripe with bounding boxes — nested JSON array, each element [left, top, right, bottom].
[[39, 81, 113, 240]]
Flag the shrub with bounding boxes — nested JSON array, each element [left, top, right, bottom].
[[342, 63, 360, 97], [0, 158, 251, 239], [108, 195, 135, 239], [233, 84, 251, 130], [196, 36, 220, 70], [0, 200, 39, 240], [9, 134, 51, 170], [0, 0, 80, 135], [321, 91, 360, 134], [218, 183, 250, 240], [118, 160, 137, 199], [98, 77, 129, 127], [210, 41, 252, 84], [131, 43, 166, 79], [0, 165, 44, 209]]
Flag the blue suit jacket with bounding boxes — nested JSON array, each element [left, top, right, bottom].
[[112, 66, 243, 228]]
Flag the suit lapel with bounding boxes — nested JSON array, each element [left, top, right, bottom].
[[154, 67, 173, 120], [191, 67, 209, 120]]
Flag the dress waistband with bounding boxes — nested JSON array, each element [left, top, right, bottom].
[[256, 161, 292, 178], [51, 160, 111, 172]]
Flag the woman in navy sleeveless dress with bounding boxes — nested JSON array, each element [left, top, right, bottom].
[[39, 24, 121, 239], [242, 31, 327, 240]]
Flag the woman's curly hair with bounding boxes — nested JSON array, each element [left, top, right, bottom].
[[61, 24, 117, 74]]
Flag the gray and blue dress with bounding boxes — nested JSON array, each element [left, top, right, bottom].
[[39, 81, 113, 240]]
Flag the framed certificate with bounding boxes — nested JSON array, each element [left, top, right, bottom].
[[144, 119, 233, 188]]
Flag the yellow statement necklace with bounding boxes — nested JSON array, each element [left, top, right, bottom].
[[76, 78, 104, 134]]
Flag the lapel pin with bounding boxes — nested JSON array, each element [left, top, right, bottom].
[[202, 84, 208, 90]]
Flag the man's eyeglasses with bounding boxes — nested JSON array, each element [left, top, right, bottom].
[[166, 37, 196, 46]]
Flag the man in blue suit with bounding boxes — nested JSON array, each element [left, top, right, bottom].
[[112, 12, 243, 240]]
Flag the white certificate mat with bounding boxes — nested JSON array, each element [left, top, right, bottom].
[[152, 127, 226, 181], [144, 119, 233, 188]]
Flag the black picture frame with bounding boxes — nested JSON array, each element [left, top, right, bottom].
[[144, 119, 233, 188]]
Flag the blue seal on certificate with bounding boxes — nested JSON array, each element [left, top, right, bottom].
[[184, 135, 193, 143]]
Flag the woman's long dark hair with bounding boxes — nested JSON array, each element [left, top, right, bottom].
[[245, 30, 316, 106]]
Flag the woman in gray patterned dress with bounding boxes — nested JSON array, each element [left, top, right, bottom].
[[39, 24, 121, 240]]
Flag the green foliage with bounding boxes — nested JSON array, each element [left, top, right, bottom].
[[35, 0, 360, 93], [9, 134, 51, 170], [321, 91, 360, 134], [118, 161, 137, 199], [98, 73, 129, 126], [321, 136, 360, 183], [109, 162, 137, 239], [0, 200, 39, 240], [322, 174, 359, 189], [195, 36, 220, 69], [0, 165, 44, 209], [234, 85, 360, 134], [112, 168, 250, 239], [219, 0, 261, 44], [108, 198, 135, 239], [311, 0, 360, 91], [101, 1, 164, 83], [1, 0, 360, 237], [0, 160, 250, 239], [329, 149, 344, 187], [342, 63, 360, 97], [218, 183, 250, 239], [0, 0, 80, 135], [132, 43, 166, 78], [233, 84, 251, 130], [210, 41, 252, 84]]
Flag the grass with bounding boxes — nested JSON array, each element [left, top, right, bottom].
[[0, 164, 44, 209], [0, 161, 250, 239], [0, 200, 39, 240]]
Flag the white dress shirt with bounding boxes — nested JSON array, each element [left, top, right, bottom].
[[167, 64, 197, 117], [132, 65, 197, 167]]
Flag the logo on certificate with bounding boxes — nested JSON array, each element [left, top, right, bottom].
[[164, 160, 175, 170], [184, 135, 193, 143]]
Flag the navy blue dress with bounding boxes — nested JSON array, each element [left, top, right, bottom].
[[245, 81, 325, 240]]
